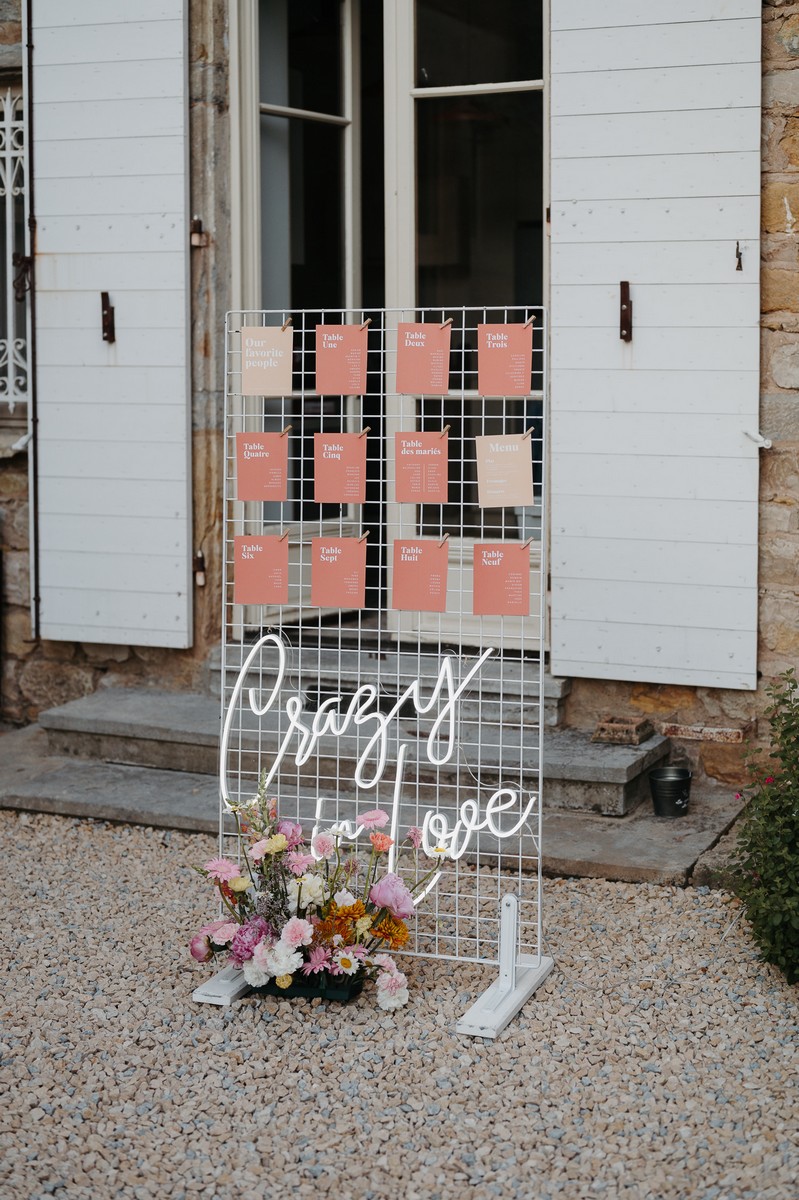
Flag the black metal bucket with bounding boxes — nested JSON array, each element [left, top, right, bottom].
[[649, 767, 691, 818]]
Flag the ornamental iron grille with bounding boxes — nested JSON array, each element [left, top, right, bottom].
[[219, 306, 552, 1033], [0, 87, 29, 414]]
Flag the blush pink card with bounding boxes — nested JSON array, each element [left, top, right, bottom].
[[473, 542, 530, 617], [233, 536, 289, 606], [474, 433, 534, 508], [395, 323, 451, 395], [476, 323, 533, 396], [235, 432, 289, 502], [394, 431, 449, 503], [310, 537, 367, 609], [315, 324, 368, 395], [314, 433, 367, 503], [240, 326, 293, 396], [392, 539, 449, 613]]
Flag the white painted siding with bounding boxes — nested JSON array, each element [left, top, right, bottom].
[[30, 0, 191, 647], [550, 2, 761, 689]]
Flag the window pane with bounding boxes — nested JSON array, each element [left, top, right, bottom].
[[260, 0, 342, 115], [416, 0, 542, 88], [417, 91, 543, 309]]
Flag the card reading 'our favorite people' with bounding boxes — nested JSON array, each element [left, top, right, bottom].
[[240, 326, 294, 396]]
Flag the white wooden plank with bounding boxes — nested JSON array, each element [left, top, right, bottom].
[[551, 495, 757, 545], [550, 536, 755, 589], [550, 622, 756, 689], [553, 196, 758, 245], [35, 136, 185, 181], [38, 479, 188, 521], [34, 98, 184, 141], [552, 283, 759, 330], [33, 23, 184, 67], [551, 240, 759, 285], [551, 108, 760, 160], [40, 552, 186, 593], [35, 175, 185, 218], [551, 20, 760, 75], [551, 62, 758, 117], [551, 1, 760, 31], [35, 253, 187, 290], [37, 216, 185, 258], [551, 328, 757, 373], [40, 588, 188, 631], [39, 515, 189, 557], [551, 369, 757, 415], [37, 442, 188, 483], [36, 328, 188, 370], [551, 152, 758, 202], [34, 0, 181, 28], [551, 453, 758, 499], [36, 365, 186, 403], [34, 59, 183, 105], [37, 403, 187, 444], [553, 578, 755, 631], [36, 290, 184, 330]]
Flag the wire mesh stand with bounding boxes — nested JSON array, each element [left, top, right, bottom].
[[455, 894, 554, 1038]]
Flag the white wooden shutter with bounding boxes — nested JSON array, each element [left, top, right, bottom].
[[30, 0, 192, 647], [549, 1, 761, 690]]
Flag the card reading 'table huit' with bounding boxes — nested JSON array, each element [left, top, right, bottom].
[[392, 539, 449, 612], [472, 542, 530, 617], [233, 536, 289, 606]]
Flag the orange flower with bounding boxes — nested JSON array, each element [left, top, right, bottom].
[[314, 899, 367, 947], [371, 915, 409, 950], [370, 832, 394, 854]]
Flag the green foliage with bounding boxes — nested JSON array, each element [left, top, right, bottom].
[[730, 669, 799, 984]]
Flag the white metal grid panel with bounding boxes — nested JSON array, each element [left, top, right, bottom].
[[549, 0, 761, 690], [221, 306, 547, 968], [29, 0, 192, 647]]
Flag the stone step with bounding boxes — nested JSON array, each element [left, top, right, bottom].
[[38, 687, 669, 816], [0, 725, 745, 887]]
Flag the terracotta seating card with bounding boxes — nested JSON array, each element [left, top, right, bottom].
[[235, 432, 289, 502], [394, 430, 449, 503], [472, 542, 530, 616], [315, 324, 368, 395], [476, 323, 533, 396], [396, 322, 451, 395], [310, 537, 368, 609], [392, 539, 449, 612], [314, 432, 367, 504], [233, 535, 289, 606]]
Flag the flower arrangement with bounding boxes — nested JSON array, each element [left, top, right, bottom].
[[190, 775, 440, 1008]]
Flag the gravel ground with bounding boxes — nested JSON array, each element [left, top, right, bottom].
[[1, 810, 797, 1200]]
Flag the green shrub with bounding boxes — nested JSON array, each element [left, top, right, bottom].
[[730, 669, 799, 984]]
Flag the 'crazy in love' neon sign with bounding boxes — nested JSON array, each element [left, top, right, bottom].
[[219, 633, 537, 865]]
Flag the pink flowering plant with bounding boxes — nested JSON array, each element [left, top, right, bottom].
[[190, 774, 439, 1008]]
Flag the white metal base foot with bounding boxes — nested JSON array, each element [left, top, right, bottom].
[[192, 965, 252, 1006], [456, 954, 555, 1039]]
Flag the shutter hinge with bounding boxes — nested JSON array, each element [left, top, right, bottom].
[[12, 253, 33, 302]]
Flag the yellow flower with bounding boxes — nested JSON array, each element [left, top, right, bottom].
[[274, 974, 293, 989], [355, 915, 373, 937], [264, 833, 288, 855], [228, 876, 253, 893]]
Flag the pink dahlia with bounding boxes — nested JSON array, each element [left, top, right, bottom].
[[286, 851, 315, 876], [358, 809, 389, 830]]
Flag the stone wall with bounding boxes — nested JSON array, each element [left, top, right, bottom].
[[0, 1, 229, 724], [563, 1, 799, 785]]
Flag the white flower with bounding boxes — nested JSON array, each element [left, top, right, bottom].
[[297, 872, 325, 907], [261, 942, 303, 978], [242, 956, 271, 987], [333, 888, 357, 907], [376, 984, 409, 1010], [333, 949, 361, 976]]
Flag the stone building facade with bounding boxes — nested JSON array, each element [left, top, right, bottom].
[[0, 2, 797, 788]]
